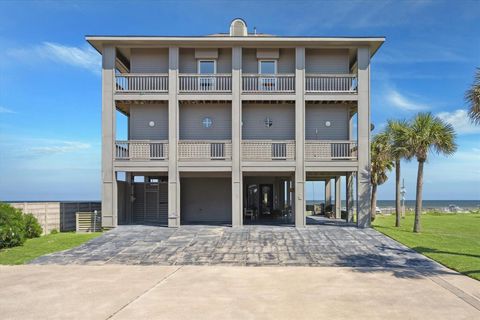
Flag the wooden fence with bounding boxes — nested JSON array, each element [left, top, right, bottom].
[[8, 201, 101, 234]]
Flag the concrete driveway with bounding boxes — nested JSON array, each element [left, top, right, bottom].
[[31, 225, 439, 269], [1, 265, 479, 319]]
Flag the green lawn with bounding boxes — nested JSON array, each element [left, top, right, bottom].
[[0, 232, 101, 265], [373, 213, 480, 280]]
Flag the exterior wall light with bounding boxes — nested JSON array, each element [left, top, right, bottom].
[[149, 121, 155, 127], [325, 121, 331, 127], [264, 117, 273, 127]]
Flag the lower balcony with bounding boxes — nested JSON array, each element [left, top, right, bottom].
[[242, 140, 295, 161], [115, 140, 168, 160], [305, 140, 357, 161], [178, 140, 232, 161]]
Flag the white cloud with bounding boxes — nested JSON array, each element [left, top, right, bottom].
[[7, 42, 100, 74], [436, 109, 480, 135], [0, 106, 15, 114], [39, 42, 100, 74], [385, 88, 429, 111], [30, 141, 91, 155]]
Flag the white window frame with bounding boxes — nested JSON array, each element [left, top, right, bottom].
[[197, 60, 217, 74], [258, 60, 277, 91], [197, 60, 217, 91], [258, 59, 277, 75]]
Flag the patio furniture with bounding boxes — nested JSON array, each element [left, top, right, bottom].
[[244, 209, 256, 221]]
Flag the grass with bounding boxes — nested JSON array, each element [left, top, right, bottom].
[[0, 232, 101, 265], [373, 212, 480, 281]]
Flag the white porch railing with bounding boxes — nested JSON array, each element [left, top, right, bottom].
[[178, 140, 232, 160], [115, 74, 169, 93], [305, 140, 357, 160], [242, 74, 295, 93], [115, 140, 168, 160], [242, 140, 295, 161], [305, 74, 357, 93], [179, 74, 232, 92]]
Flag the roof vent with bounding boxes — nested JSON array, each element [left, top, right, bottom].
[[230, 18, 247, 36]]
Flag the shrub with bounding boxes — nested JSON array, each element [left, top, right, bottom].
[[0, 203, 26, 249], [24, 213, 42, 238], [50, 229, 58, 234]]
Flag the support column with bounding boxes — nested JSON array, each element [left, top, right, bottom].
[[357, 47, 372, 228], [294, 47, 306, 227], [168, 47, 180, 227], [325, 179, 331, 207], [125, 172, 132, 224], [101, 45, 117, 228], [346, 172, 354, 223], [335, 176, 341, 219], [232, 46, 243, 227]]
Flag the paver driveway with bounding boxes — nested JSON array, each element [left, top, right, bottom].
[[31, 225, 441, 270]]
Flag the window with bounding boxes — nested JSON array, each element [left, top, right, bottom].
[[259, 60, 276, 74], [198, 60, 216, 74], [198, 60, 216, 91], [259, 60, 277, 91], [202, 117, 213, 128]]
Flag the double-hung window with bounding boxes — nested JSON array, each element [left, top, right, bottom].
[[198, 60, 216, 91], [258, 60, 277, 91]]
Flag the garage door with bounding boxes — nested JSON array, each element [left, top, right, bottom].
[[181, 177, 232, 224], [133, 179, 168, 225]]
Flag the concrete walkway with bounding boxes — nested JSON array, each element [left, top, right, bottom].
[[1, 265, 479, 319], [31, 225, 440, 268]]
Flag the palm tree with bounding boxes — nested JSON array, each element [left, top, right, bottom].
[[466, 68, 480, 124], [370, 132, 394, 221], [385, 120, 412, 227], [400, 113, 457, 233]]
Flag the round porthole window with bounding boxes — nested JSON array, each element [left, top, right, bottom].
[[325, 121, 332, 127], [149, 121, 155, 127], [202, 117, 213, 128]]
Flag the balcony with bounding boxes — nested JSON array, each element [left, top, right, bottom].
[[179, 74, 232, 93], [115, 140, 168, 160], [305, 140, 357, 161], [242, 140, 295, 161], [178, 140, 232, 161], [115, 74, 169, 93], [242, 74, 295, 93], [305, 74, 357, 93]]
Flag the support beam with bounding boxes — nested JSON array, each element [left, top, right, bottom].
[[325, 179, 332, 207], [335, 176, 341, 219], [356, 47, 372, 228], [231, 46, 243, 227], [101, 45, 117, 228], [168, 47, 180, 227], [346, 172, 354, 223], [294, 47, 306, 227]]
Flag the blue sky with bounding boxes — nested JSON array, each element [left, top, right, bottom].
[[0, 0, 479, 201]]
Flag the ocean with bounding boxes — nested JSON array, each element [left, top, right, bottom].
[[306, 200, 480, 210]]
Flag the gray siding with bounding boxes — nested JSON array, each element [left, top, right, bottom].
[[242, 48, 295, 73], [278, 49, 295, 73], [217, 48, 232, 73], [179, 48, 196, 73], [242, 48, 257, 73], [180, 103, 231, 140], [179, 48, 232, 73], [305, 49, 349, 74], [130, 48, 168, 73], [242, 103, 295, 140], [305, 104, 349, 140], [129, 104, 168, 140], [181, 178, 232, 224]]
